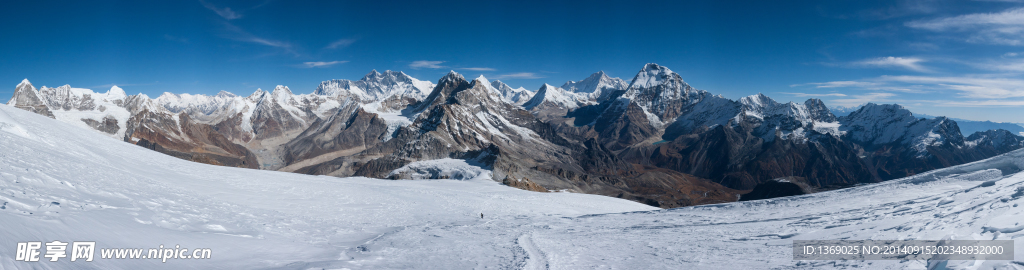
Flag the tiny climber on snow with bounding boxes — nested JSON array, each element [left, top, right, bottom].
[[480, 213, 483, 219]]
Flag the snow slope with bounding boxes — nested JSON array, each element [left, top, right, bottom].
[[0, 104, 652, 269], [3, 100, 1024, 269]]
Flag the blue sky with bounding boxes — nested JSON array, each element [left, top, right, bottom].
[[2, 0, 1024, 122]]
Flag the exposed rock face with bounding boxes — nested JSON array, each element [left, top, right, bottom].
[[502, 176, 549, 192], [38, 85, 98, 111], [7, 80, 55, 118], [81, 116, 119, 134], [125, 110, 259, 168], [248, 87, 311, 140], [282, 100, 389, 166]]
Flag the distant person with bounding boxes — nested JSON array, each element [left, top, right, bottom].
[[480, 213, 483, 219]]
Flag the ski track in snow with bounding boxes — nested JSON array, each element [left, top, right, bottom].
[[2, 103, 1024, 269]]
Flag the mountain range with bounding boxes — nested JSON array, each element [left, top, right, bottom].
[[8, 63, 1024, 207]]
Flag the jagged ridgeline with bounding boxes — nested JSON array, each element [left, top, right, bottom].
[[7, 64, 1024, 208]]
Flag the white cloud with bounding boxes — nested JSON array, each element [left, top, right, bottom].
[[220, 22, 297, 56], [325, 38, 356, 49], [937, 99, 1024, 107], [301, 61, 348, 68], [790, 81, 881, 88], [200, 0, 242, 20], [906, 7, 1024, 45], [778, 92, 848, 97], [794, 72, 1024, 100], [459, 67, 496, 71], [971, 57, 1024, 71], [853, 56, 931, 72], [880, 75, 1024, 98], [495, 73, 544, 79], [409, 60, 445, 69], [828, 93, 898, 107]]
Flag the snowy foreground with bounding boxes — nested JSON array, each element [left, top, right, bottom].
[[2, 104, 1024, 269]]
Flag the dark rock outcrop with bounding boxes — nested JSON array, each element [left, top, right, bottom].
[[739, 179, 808, 201]]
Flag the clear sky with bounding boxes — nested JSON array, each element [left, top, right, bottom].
[[2, 0, 1023, 122]]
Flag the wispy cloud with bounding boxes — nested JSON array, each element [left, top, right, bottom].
[[796, 75, 1024, 99], [325, 38, 357, 49], [778, 92, 848, 97], [300, 61, 348, 68], [970, 57, 1024, 72], [496, 72, 544, 79], [220, 22, 297, 56], [459, 67, 496, 71], [937, 99, 1024, 107], [163, 34, 188, 44], [906, 7, 1024, 45], [409, 60, 445, 69], [791, 81, 881, 88], [853, 56, 931, 72], [200, 0, 242, 20], [828, 93, 898, 107], [880, 75, 1024, 98]]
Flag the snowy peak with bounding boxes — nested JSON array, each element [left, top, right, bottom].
[[739, 93, 778, 109], [6, 79, 54, 118], [523, 83, 586, 110], [440, 70, 465, 84], [803, 99, 837, 123], [560, 71, 628, 102], [967, 129, 1024, 149], [271, 85, 294, 101], [628, 63, 677, 90], [106, 86, 127, 101], [17, 78, 32, 89], [216, 90, 237, 98], [616, 63, 699, 121], [247, 88, 267, 101], [490, 80, 534, 105], [361, 69, 383, 81], [840, 103, 965, 155], [843, 103, 915, 124], [313, 69, 434, 103], [473, 75, 490, 85], [415, 70, 472, 113]]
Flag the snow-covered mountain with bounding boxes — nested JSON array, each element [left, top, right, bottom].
[[559, 70, 628, 102], [8, 63, 1024, 209], [839, 103, 963, 155], [7, 79, 54, 118], [917, 113, 1024, 136], [522, 83, 590, 111], [489, 79, 534, 105], [3, 102, 1024, 268], [313, 70, 434, 112], [575, 64, 1024, 190]]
